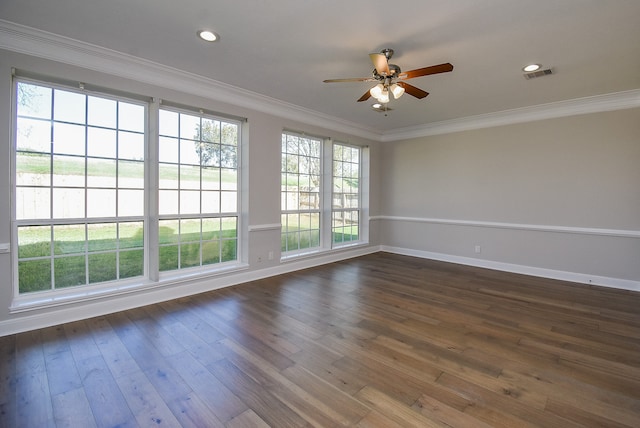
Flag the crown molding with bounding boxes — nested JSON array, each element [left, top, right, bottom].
[[0, 19, 381, 141], [1, 19, 638, 144], [381, 89, 640, 142]]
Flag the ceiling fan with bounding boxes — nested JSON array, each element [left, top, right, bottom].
[[323, 48, 453, 104]]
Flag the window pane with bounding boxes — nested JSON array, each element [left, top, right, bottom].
[[17, 118, 51, 153], [19, 259, 52, 293], [202, 191, 220, 213], [16, 187, 50, 220], [18, 225, 51, 258], [54, 255, 86, 288], [180, 139, 201, 165], [179, 114, 200, 139], [220, 191, 236, 213], [159, 163, 179, 189], [53, 155, 85, 187], [119, 189, 144, 216], [202, 217, 221, 240], [159, 136, 179, 163], [17, 154, 45, 181], [180, 190, 200, 214], [159, 220, 179, 244], [221, 239, 236, 262], [53, 89, 86, 124], [87, 158, 116, 188], [118, 102, 144, 132], [53, 122, 85, 156], [53, 188, 85, 218], [119, 160, 144, 189], [87, 188, 116, 218], [180, 243, 201, 268], [120, 222, 144, 249], [87, 127, 117, 158], [17, 83, 52, 119], [159, 245, 178, 271], [87, 223, 117, 252], [159, 109, 179, 137], [180, 164, 200, 189], [120, 249, 143, 278], [54, 224, 85, 255], [118, 131, 144, 160], [180, 218, 201, 241], [202, 241, 220, 265], [202, 167, 220, 190], [159, 190, 178, 215], [88, 252, 117, 283], [88, 96, 117, 128], [201, 118, 219, 143]]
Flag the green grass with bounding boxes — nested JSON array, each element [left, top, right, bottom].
[[17, 221, 237, 293]]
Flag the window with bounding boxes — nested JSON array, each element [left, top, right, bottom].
[[15, 81, 146, 293], [158, 108, 239, 272], [13, 79, 242, 299], [281, 132, 321, 254], [281, 133, 367, 257], [332, 143, 361, 246]]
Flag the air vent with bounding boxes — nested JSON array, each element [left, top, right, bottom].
[[523, 68, 554, 80]]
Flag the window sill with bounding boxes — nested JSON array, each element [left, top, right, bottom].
[[280, 241, 369, 263], [10, 262, 249, 313]]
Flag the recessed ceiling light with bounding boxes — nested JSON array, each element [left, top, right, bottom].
[[197, 30, 219, 42], [523, 64, 541, 72]]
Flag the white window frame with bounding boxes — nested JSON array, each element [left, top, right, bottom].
[[10, 76, 245, 311], [281, 132, 369, 260], [156, 105, 242, 279], [331, 142, 364, 248]]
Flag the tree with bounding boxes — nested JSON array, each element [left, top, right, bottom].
[[194, 120, 238, 168]]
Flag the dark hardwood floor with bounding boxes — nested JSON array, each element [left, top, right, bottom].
[[1, 252, 640, 427]]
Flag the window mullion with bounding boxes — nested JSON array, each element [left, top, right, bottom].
[[322, 138, 333, 249], [147, 98, 160, 281]]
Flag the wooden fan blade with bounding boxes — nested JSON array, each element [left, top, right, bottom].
[[323, 77, 375, 83], [369, 53, 390, 76], [357, 90, 372, 102], [397, 82, 429, 99], [399, 63, 453, 80]]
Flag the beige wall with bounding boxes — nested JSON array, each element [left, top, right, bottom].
[[377, 109, 640, 282]]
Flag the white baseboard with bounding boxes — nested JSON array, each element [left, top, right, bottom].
[[3, 244, 637, 336], [0, 245, 379, 336], [380, 245, 640, 292]]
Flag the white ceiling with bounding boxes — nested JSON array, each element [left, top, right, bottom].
[[1, 0, 639, 134]]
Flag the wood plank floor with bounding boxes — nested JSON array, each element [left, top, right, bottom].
[[1, 252, 640, 427]]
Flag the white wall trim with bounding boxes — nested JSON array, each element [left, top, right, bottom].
[[248, 223, 282, 232], [370, 215, 640, 239], [381, 245, 640, 292], [0, 244, 379, 336], [2, 19, 639, 144], [381, 89, 640, 142]]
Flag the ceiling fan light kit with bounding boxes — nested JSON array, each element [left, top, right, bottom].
[[323, 48, 453, 107]]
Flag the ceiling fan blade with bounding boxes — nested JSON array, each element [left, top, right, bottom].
[[323, 77, 375, 83], [357, 90, 372, 102], [397, 82, 429, 99], [399, 63, 454, 80], [369, 53, 390, 76]]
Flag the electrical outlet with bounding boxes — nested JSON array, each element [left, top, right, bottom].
[[268, 251, 274, 260], [474, 245, 481, 254]]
